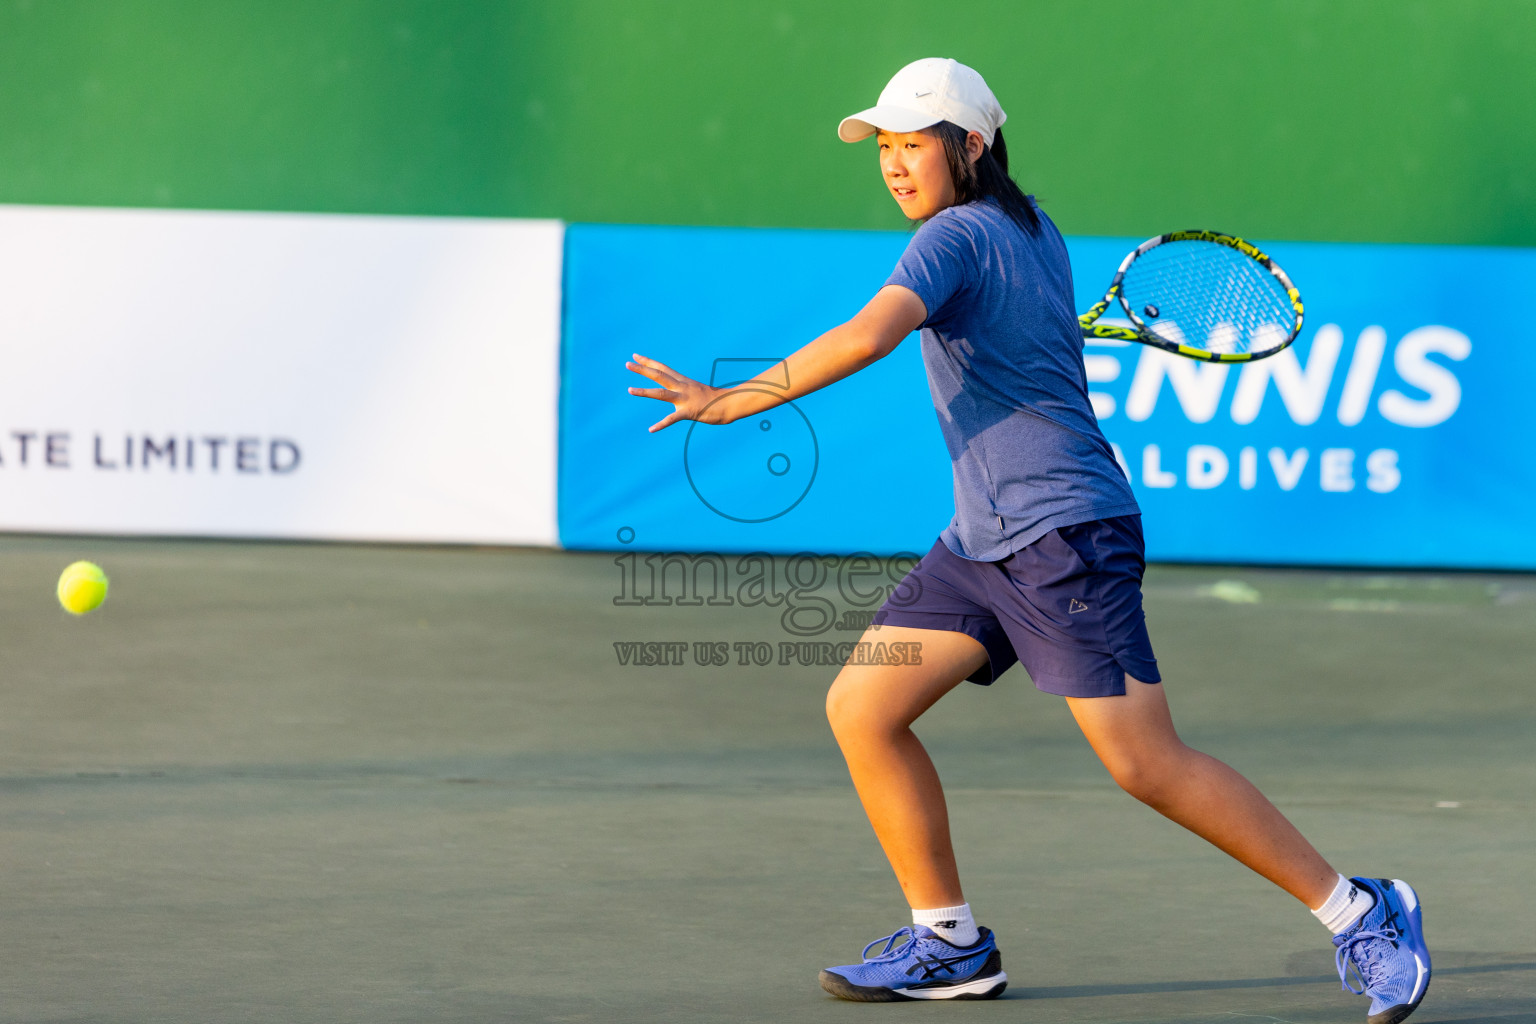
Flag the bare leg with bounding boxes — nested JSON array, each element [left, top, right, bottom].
[[1067, 678, 1337, 908], [825, 626, 989, 910]]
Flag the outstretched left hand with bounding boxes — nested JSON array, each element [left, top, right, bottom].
[[625, 353, 732, 432]]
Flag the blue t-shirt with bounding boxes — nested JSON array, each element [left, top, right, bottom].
[[886, 197, 1139, 561]]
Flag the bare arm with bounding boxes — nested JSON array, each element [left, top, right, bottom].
[[626, 285, 927, 433]]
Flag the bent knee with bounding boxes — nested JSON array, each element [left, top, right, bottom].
[[824, 675, 865, 735], [1103, 750, 1189, 808], [825, 674, 905, 739]]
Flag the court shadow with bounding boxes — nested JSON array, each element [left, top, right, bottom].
[[1010, 956, 1536, 1001]]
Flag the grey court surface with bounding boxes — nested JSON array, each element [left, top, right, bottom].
[[1, 536, 1531, 1023]]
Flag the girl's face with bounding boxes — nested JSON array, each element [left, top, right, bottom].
[[876, 128, 955, 221]]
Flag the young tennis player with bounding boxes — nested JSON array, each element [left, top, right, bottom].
[[625, 58, 1430, 1024]]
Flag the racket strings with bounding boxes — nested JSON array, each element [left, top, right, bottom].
[[1121, 242, 1295, 355]]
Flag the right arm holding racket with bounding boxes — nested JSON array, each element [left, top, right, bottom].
[[626, 284, 926, 433]]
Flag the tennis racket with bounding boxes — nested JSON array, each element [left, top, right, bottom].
[[1079, 230, 1303, 363]]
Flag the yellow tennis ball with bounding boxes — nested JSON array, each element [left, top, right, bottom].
[[57, 561, 109, 616]]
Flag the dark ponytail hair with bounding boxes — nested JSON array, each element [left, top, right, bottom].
[[932, 121, 1039, 233]]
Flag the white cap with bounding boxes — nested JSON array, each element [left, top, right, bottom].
[[838, 58, 1006, 147]]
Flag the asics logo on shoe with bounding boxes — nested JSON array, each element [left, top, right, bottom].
[[1380, 908, 1404, 947], [1376, 879, 1404, 947], [905, 953, 976, 980]]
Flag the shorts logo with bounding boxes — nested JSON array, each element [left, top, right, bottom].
[[1068, 598, 1090, 614]]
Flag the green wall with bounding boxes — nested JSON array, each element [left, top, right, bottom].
[[2, 0, 1532, 244]]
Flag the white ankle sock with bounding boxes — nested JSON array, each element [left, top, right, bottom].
[[1311, 874, 1376, 934], [912, 903, 979, 947]]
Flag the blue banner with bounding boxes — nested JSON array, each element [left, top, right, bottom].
[[560, 223, 1536, 568]]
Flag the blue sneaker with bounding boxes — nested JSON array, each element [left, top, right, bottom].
[[818, 925, 1006, 1001], [1333, 877, 1431, 1024]]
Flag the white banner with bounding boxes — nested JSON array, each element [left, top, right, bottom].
[[0, 205, 562, 544]]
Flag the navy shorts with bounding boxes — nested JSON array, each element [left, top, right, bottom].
[[871, 516, 1161, 698]]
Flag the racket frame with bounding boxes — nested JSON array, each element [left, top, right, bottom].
[[1078, 229, 1304, 363]]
